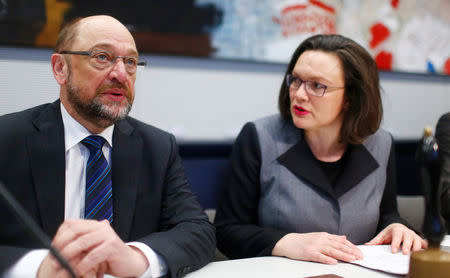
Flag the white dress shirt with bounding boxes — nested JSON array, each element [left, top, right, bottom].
[[4, 103, 167, 278]]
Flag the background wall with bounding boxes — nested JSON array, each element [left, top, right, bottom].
[[0, 46, 449, 142]]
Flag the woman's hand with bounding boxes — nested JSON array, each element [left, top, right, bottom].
[[366, 223, 428, 254], [272, 232, 363, 264]]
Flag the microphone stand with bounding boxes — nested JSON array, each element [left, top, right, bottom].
[[0, 181, 77, 278]]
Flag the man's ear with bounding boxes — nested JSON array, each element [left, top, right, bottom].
[[51, 54, 68, 85]]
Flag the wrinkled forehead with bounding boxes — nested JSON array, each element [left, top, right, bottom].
[[72, 17, 138, 55]]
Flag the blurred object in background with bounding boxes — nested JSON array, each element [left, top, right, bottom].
[[409, 124, 450, 278], [416, 127, 446, 244], [0, 0, 46, 46], [435, 112, 450, 232], [63, 0, 223, 56], [0, 0, 449, 75], [264, 0, 342, 62]]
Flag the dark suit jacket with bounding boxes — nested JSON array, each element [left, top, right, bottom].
[[0, 100, 215, 278]]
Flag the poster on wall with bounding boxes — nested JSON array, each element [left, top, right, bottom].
[[0, 0, 449, 75]]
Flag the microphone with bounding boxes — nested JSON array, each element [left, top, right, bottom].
[[0, 181, 77, 278]]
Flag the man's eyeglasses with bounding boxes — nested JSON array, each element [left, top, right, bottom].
[[286, 74, 344, 97], [59, 49, 147, 74]]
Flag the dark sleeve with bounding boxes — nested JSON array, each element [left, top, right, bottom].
[[214, 123, 287, 259], [0, 109, 48, 274], [377, 137, 413, 232], [440, 162, 450, 231], [139, 134, 216, 278]]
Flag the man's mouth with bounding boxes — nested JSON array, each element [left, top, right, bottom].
[[102, 88, 127, 102]]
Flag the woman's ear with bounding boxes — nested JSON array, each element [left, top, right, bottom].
[[51, 54, 68, 85]]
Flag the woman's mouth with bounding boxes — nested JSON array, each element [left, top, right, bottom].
[[293, 105, 310, 116]]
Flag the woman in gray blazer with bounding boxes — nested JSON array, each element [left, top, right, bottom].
[[215, 34, 427, 264]]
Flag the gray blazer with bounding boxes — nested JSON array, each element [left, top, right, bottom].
[[215, 114, 408, 259]]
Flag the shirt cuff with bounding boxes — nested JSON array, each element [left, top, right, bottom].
[[127, 241, 168, 278], [3, 249, 49, 278]]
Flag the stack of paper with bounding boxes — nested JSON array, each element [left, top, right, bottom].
[[352, 245, 410, 275], [351, 235, 450, 275]]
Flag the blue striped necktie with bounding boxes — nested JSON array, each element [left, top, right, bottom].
[[81, 135, 113, 223]]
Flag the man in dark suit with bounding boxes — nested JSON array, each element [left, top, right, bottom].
[[0, 15, 215, 278], [436, 112, 450, 232]]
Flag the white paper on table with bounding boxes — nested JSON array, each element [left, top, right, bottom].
[[351, 245, 410, 275], [441, 236, 450, 253]]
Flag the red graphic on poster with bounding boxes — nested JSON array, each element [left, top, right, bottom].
[[444, 58, 450, 75], [272, 0, 337, 37], [391, 0, 400, 9], [375, 51, 393, 71], [369, 22, 390, 49]]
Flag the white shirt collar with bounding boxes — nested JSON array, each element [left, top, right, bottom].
[[60, 102, 114, 151]]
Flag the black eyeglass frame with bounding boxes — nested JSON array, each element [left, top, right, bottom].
[[285, 74, 344, 97], [58, 50, 147, 72]]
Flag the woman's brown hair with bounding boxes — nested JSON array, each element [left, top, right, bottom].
[[278, 34, 382, 144]]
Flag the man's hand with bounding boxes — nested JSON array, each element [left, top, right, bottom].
[[366, 223, 428, 254], [272, 232, 363, 264], [37, 251, 106, 278], [37, 219, 149, 278]]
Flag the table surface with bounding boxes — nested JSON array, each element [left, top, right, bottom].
[[185, 236, 450, 278], [185, 256, 401, 278]]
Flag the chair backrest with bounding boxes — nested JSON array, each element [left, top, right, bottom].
[[397, 195, 425, 232], [179, 142, 231, 210]]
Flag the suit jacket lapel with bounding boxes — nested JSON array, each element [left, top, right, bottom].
[[111, 119, 142, 241], [27, 101, 65, 237]]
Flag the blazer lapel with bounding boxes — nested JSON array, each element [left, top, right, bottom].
[[27, 101, 65, 237], [277, 137, 335, 199], [111, 119, 142, 241], [277, 137, 380, 200], [334, 144, 379, 198]]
